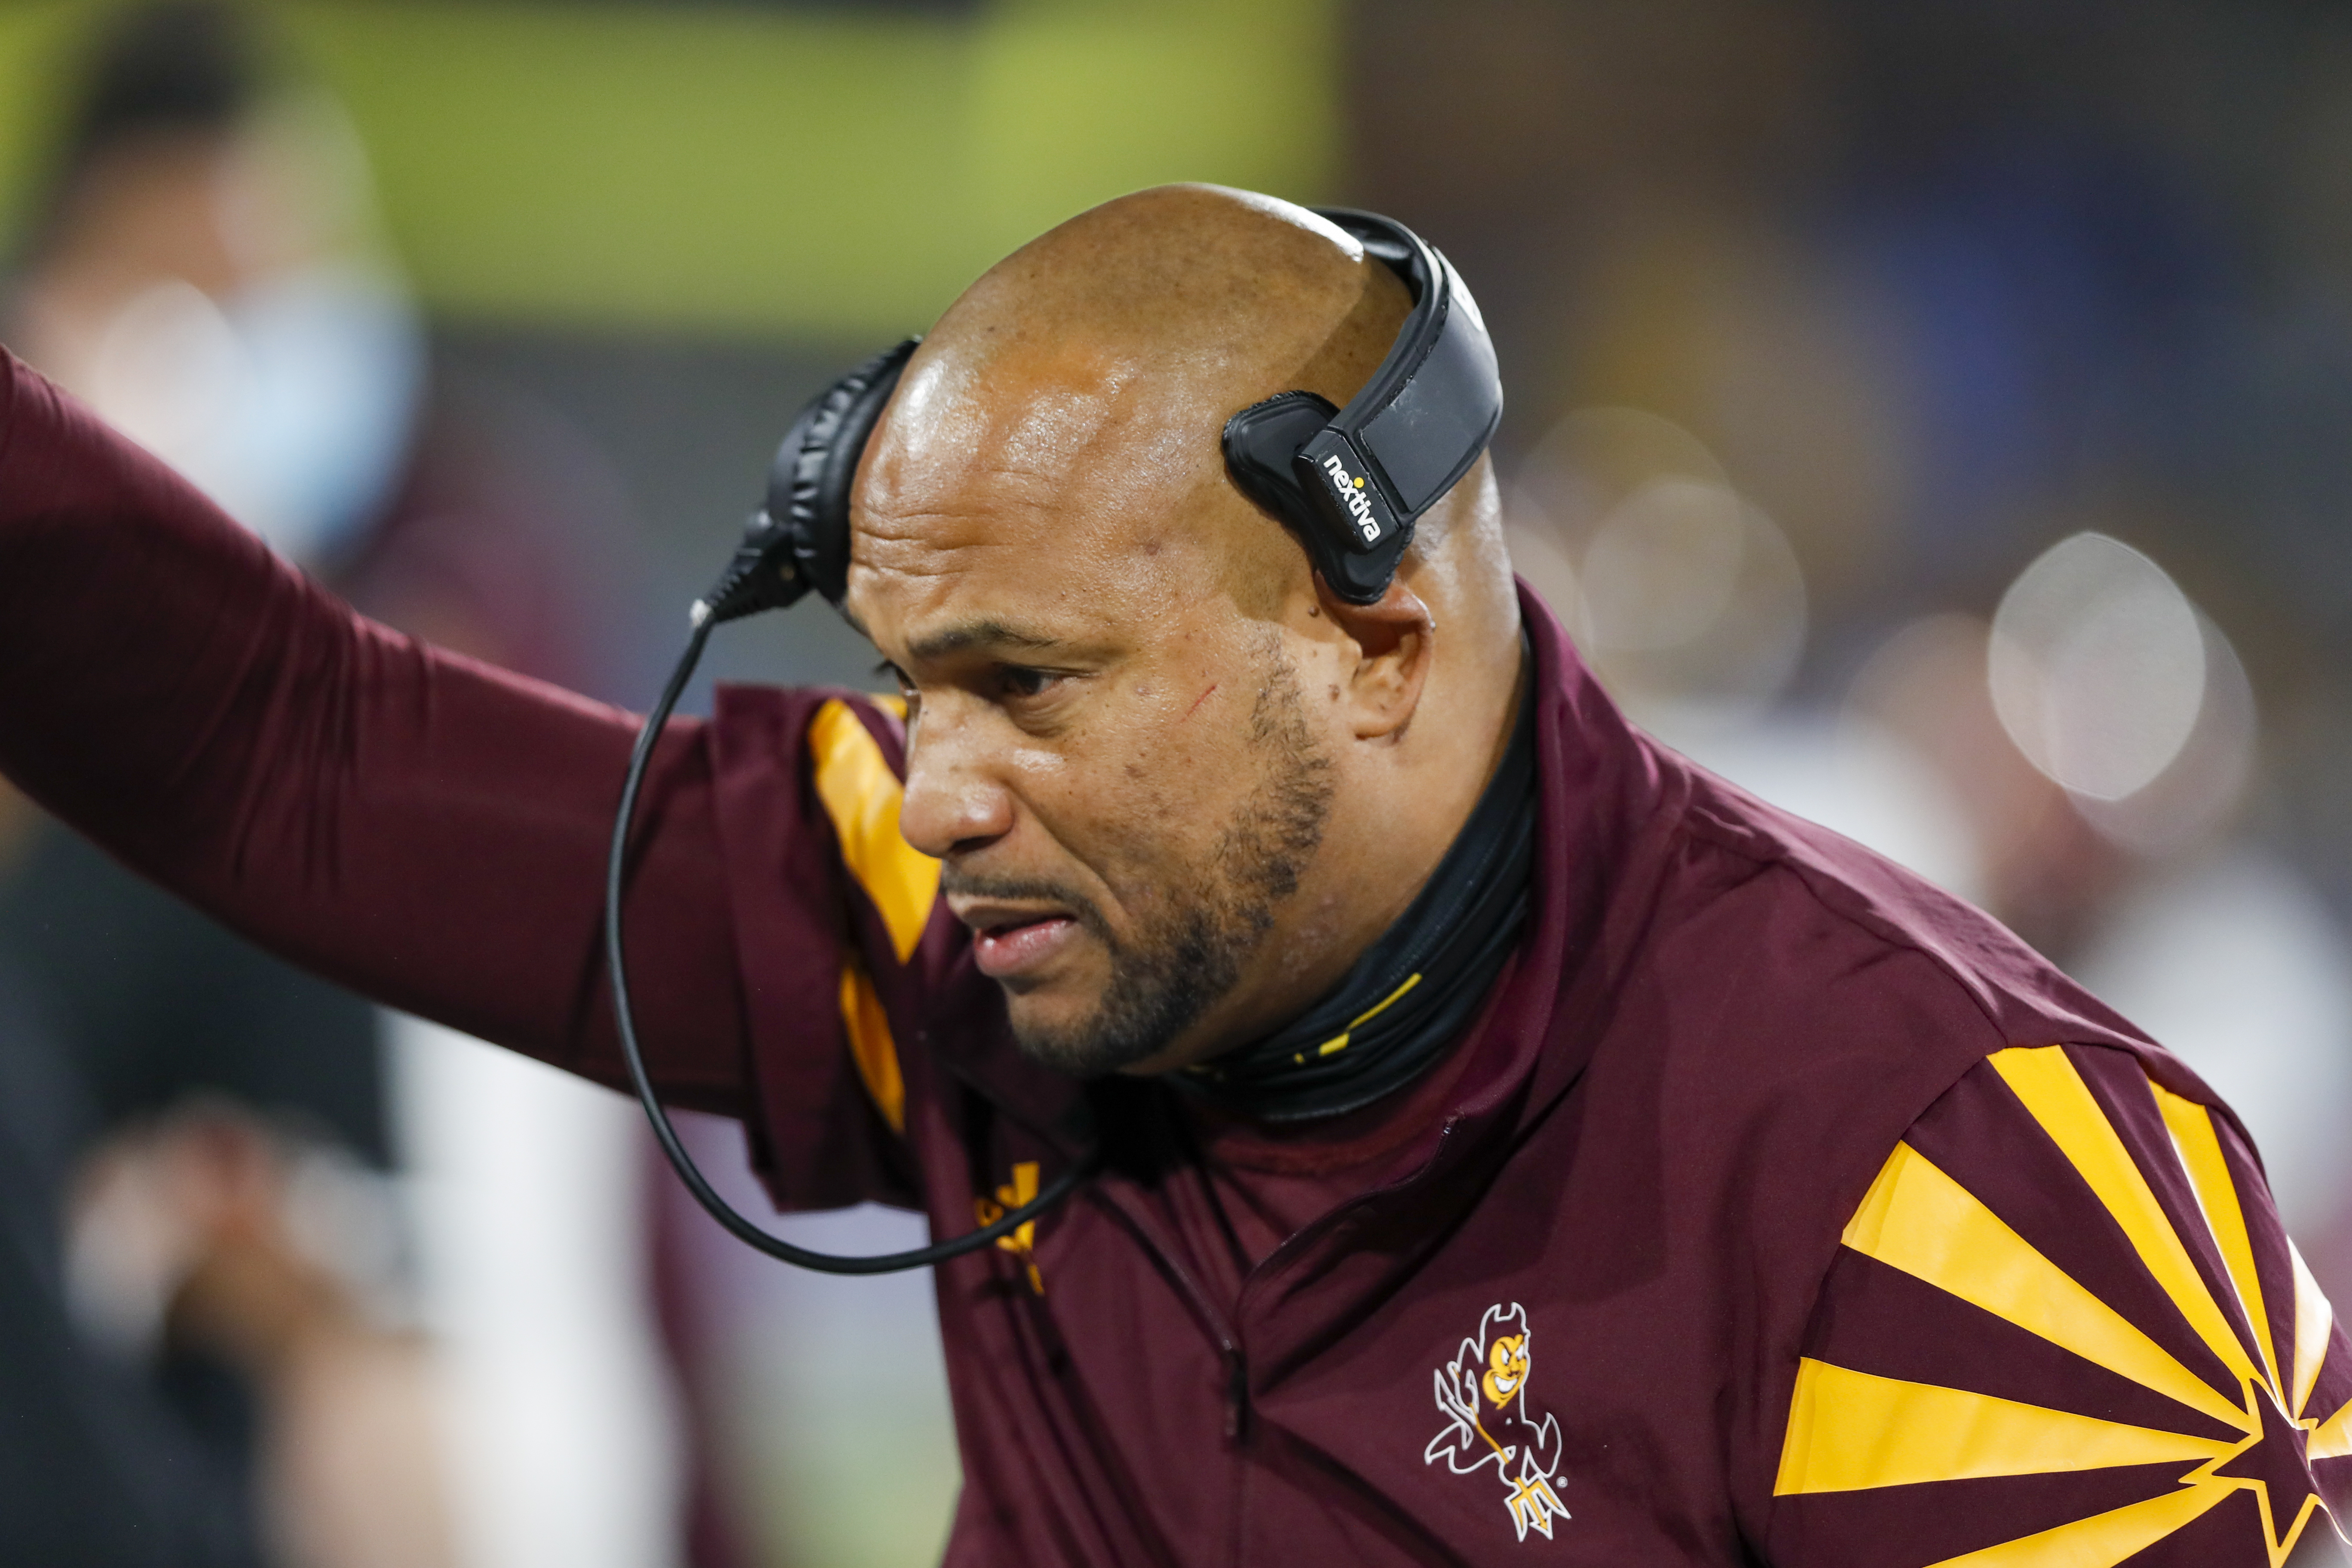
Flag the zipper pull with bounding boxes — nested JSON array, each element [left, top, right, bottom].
[[1225, 1347, 1250, 1442]]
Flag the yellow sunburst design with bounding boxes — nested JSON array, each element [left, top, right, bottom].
[[1836, 1141, 2245, 1430], [1776, 1046, 2349, 1568], [2291, 1241, 2336, 1427]]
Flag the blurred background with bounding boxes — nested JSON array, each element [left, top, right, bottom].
[[0, 1, 2349, 1564]]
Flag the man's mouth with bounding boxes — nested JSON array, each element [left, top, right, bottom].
[[951, 900, 1085, 980], [972, 915, 1078, 979]]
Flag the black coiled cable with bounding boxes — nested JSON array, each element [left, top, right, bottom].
[[605, 606, 1090, 1274]]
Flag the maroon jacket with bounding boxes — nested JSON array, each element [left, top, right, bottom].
[[2, 352, 2346, 1565]]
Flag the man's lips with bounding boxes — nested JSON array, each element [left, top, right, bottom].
[[952, 900, 1084, 980], [972, 916, 1079, 978]]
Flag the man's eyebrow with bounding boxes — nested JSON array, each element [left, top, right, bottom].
[[906, 619, 1065, 662]]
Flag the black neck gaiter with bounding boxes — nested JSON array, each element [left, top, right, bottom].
[[1167, 676, 1538, 1123]]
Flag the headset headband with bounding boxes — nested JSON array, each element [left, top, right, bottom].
[[1232, 208, 1504, 603], [698, 207, 1499, 626], [1289, 207, 1505, 594]]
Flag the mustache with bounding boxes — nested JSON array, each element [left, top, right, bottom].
[[938, 868, 1112, 941]]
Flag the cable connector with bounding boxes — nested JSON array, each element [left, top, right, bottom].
[[694, 508, 810, 628]]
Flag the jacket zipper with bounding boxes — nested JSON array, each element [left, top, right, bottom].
[[1083, 1182, 1252, 1442]]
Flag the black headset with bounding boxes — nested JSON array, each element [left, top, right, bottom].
[[609, 207, 1502, 1274]]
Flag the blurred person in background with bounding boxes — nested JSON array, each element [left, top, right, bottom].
[[0, 5, 681, 1565], [0, 5, 445, 1561]]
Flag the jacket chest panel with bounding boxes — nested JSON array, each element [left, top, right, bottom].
[[924, 1096, 1758, 1566]]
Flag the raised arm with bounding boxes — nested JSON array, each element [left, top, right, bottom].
[[0, 350, 754, 1112]]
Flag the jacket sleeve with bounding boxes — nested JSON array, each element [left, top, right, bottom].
[[1764, 1042, 2352, 1567], [0, 349, 914, 1207]]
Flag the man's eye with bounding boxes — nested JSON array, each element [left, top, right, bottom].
[[998, 667, 1060, 701]]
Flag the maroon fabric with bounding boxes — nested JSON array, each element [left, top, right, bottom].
[[3, 349, 2346, 1565]]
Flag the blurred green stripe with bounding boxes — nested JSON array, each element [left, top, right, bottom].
[[0, 0, 1337, 338]]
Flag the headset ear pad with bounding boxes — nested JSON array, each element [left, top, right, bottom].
[[766, 337, 920, 606], [1223, 390, 1341, 561]]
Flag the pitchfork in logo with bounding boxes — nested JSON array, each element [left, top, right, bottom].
[[1425, 1302, 1570, 1541]]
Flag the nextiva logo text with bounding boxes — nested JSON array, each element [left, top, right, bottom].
[[1321, 456, 1382, 543]]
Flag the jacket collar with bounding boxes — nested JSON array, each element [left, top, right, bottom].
[[1226, 583, 1687, 1382]]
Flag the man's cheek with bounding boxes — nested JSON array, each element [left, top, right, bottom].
[[1100, 736, 1250, 858]]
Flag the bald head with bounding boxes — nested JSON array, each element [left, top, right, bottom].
[[844, 185, 1523, 1079], [915, 184, 1410, 436], [858, 185, 1424, 612]]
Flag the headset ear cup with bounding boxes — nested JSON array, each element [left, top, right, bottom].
[[1223, 390, 1337, 530], [766, 337, 920, 606], [1223, 395, 1402, 597]]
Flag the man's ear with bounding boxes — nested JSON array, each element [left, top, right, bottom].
[[1316, 572, 1434, 740]]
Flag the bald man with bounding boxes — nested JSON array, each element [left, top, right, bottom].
[[2, 187, 2347, 1565]]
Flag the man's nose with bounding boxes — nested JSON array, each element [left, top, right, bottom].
[[897, 706, 1014, 860]]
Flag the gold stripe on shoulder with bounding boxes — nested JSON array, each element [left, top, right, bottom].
[[1988, 1045, 2262, 1388], [2287, 1240, 2336, 1420], [838, 959, 905, 1134], [809, 697, 940, 963], [2151, 1084, 2282, 1396], [1773, 1360, 2225, 1495], [1838, 1139, 2245, 1431]]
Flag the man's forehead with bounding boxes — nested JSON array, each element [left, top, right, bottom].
[[844, 531, 1142, 667], [846, 351, 1222, 649], [846, 487, 1179, 658], [867, 346, 1198, 499]]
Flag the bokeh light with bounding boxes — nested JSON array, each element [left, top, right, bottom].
[[1509, 406, 1805, 718], [1989, 532, 2211, 803]]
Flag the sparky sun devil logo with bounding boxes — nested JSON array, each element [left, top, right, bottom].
[[1427, 1302, 1571, 1542]]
